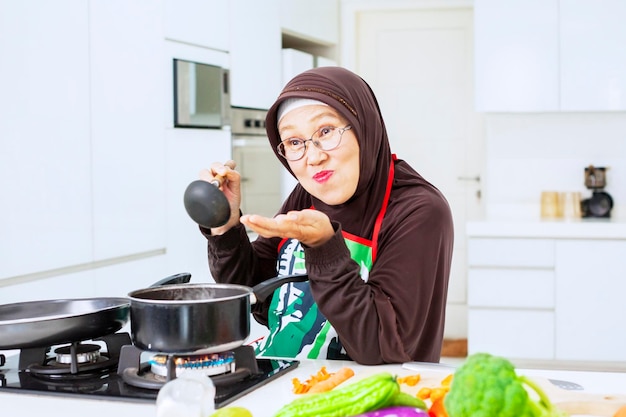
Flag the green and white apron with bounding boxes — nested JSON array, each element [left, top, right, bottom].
[[255, 157, 396, 360]]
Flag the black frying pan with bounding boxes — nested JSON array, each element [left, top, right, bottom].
[[0, 272, 191, 350]]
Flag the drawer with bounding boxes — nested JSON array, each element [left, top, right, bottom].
[[468, 268, 555, 308], [468, 309, 555, 359], [468, 238, 555, 267]]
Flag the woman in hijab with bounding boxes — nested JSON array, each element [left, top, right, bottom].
[[200, 67, 454, 365]]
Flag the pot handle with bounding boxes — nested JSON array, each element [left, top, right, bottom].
[[149, 272, 192, 288], [251, 274, 308, 304]]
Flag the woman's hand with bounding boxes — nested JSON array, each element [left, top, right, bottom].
[[241, 209, 335, 247], [199, 160, 241, 235]]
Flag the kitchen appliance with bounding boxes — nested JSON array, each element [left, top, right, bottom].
[[0, 332, 298, 408], [0, 273, 303, 407], [231, 107, 285, 219], [173, 59, 230, 128], [581, 165, 613, 218]]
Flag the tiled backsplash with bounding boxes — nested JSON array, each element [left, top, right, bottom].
[[483, 112, 626, 220]]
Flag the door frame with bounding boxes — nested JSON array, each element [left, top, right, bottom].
[[339, 0, 475, 71]]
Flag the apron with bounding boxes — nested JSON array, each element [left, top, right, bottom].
[[255, 157, 396, 360]]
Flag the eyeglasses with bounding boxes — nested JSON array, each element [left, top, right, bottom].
[[277, 125, 352, 161]]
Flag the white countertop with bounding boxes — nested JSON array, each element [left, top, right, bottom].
[[467, 217, 626, 239], [2, 356, 626, 417]]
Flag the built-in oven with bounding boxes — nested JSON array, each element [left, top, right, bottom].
[[231, 107, 286, 220]]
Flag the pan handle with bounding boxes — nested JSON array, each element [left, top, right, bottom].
[[149, 272, 192, 288], [251, 274, 308, 304]]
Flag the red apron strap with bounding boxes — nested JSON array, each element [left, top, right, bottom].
[[371, 155, 396, 263]]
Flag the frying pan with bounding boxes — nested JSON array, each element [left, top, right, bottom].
[[0, 272, 191, 350]]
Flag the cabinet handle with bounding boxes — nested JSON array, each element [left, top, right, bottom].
[[457, 175, 480, 182]]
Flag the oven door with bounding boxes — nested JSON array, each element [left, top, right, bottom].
[[232, 137, 284, 220]]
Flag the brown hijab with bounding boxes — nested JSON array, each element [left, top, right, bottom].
[[265, 67, 393, 239]]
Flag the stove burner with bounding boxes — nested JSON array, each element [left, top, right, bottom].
[[119, 345, 259, 391], [150, 351, 235, 377], [54, 343, 101, 365], [24, 333, 130, 379]]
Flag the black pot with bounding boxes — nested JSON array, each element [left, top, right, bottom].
[[127, 274, 308, 353]]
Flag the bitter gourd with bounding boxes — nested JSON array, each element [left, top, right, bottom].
[[274, 372, 406, 417]]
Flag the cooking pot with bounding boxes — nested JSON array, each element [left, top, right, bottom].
[[127, 274, 308, 354], [0, 273, 192, 350]]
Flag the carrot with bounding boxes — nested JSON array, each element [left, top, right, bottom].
[[430, 386, 450, 402], [429, 398, 449, 417], [417, 387, 432, 400], [440, 374, 453, 386], [291, 366, 332, 393], [306, 367, 355, 393], [397, 374, 421, 386], [614, 405, 626, 417]]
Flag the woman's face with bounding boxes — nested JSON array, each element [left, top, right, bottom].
[[278, 105, 360, 205]]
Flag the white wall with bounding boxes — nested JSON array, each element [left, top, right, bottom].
[[483, 113, 626, 219]]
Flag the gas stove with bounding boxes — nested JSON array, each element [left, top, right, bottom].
[[0, 332, 298, 408]]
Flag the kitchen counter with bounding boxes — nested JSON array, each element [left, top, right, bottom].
[[467, 217, 626, 239], [2, 356, 626, 417]]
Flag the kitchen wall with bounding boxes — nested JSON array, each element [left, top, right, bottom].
[[484, 112, 626, 220]]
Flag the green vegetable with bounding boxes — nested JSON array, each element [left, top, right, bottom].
[[444, 352, 567, 417], [385, 391, 427, 410], [274, 372, 400, 417]]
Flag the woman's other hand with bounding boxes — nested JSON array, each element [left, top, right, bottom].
[[241, 209, 334, 247], [199, 160, 241, 234]]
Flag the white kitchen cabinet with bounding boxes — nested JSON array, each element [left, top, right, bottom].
[[467, 237, 556, 359], [89, 0, 167, 260], [164, 0, 230, 52], [282, 48, 314, 86], [280, 0, 339, 45], [474, 0, 559, 112], [229, 0, 282, 109], [560, 0, 626, 111], [555, 240, 626, 361], [0, 0, 93, 279], [468, 309, 555, 359], [475, 0, 626, 112], [468, 222, 626, 363]]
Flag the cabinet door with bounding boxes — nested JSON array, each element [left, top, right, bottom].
[[468, 309, 555, 359], [164, 0, 230, 52], [0, 0, 92, 279], [90, 0, 167, 260], [229, 0, 282, 109], [474, 0, 559, 111], [555, 240, 626, 361], [560, 0, 626, 111], [279, 0, 339, 45]]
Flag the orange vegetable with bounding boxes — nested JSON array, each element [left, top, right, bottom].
[[430, 386, 450, 402], [307, 367, 355, 393], [417, 387, 432, 400], [614, 405, 626, 417], [440, 374, 453, 386], [428, 398, 449, 417], [291, 366, 355, 394], [397, 374, 421, 386]]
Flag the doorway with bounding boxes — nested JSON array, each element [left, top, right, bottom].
[[355, 6, 485, 340]]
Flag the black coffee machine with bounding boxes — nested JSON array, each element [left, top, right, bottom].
[[581, 165, 613, 218]]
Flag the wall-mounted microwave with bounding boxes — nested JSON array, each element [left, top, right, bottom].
[[173, 59, 230, 128]]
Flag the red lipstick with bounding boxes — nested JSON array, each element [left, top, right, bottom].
[[313, 170, 333, 183]]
